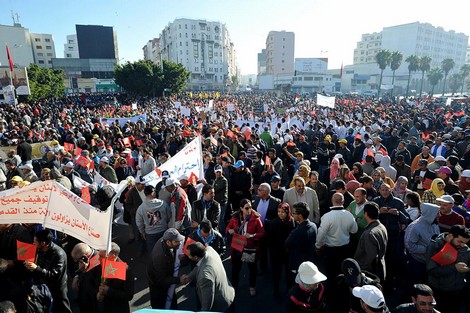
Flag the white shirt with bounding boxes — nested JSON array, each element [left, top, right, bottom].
[[256, 198, 270, 222], [315, 207, 358, 248]]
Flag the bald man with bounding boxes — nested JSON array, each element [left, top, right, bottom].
[[315, 193, 358, 289], [71, 243, 100, 312]]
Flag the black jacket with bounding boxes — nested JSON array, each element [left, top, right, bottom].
[[191, 199, 221, 229], [252, 195, 281, 226], [33, 243, 68, 290]]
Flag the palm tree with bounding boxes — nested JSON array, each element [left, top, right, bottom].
[[427, 67, 443, 97], [405, 55, 420, 97], [389, 51, 403, 97], [418, 56, 432, 97], [441, 58, 455, 96], [375, 49, 391, 98], [460, 64, 470, 94], [448, 73, 462, 95]]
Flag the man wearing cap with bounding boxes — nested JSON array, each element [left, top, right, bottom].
[[162, 178, 192, 233], [352, 285, 389, 312], [390, 141, 412, 166], [286, 261, 327, 312], [61, 161, 80, 185], [338, 138, 352, 168], [136, 185, 171, 254], [435, 166, 459, 195], [270, 174, 285, 200], [147, 228, 189, 309], [458, 169, 470, 194], [436, 195, 465, 233], [316, 135, 336, 180], [19, 163, 38, 183], [231, 159, 253, 209], [426, 225, 470, 312], [155, 170, 172, 203], [97, 156, 118, 184], [443, 140, 458, 159]]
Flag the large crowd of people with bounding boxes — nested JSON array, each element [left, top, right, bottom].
[[0, 91, 470, 313]]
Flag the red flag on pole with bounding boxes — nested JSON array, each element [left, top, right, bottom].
[[6, 45, 14, 72], [81, 186, 91, 204], [17, 240, 36, 262], [102, 260, 127, 281]]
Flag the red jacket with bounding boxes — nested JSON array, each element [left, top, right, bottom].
[[226, 211, 265, 250]]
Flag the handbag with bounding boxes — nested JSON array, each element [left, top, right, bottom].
[[241, 248, 257, 263]]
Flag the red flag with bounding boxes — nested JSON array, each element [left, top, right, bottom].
[[77, 156, 91, 168], [122, 137, 131, 147], [183, 237, 196, 256], [154, 167, 162, 177], [134, 139, 143, 146], [188, 172, 198, 185], [81, 186, 91, 204], [17, 240, 36, 262], [226, 129, 236, 139], [63, 142, 75, 152], [244, 128, 251, 140], [182, 129, 191, 137], [183, 119, 189, 126], [74, 147, 83, 156], [6, 45, 14, 72], [102, 260, 127, 280], [265, 156, 271, 168], [431, 242, 458, 266], [231, 233, 247, 252], [86, 253, 101, 272]]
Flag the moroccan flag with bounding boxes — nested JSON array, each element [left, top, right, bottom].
[[226, 129, 236, 139], [6, 45, 14, 72], [183, 237, 196, 256], [134, 139, 143, 146], [63, 142, 74, 152], [77, 156, 90, 168], [182, 129, 191, 137], [431, 242, 458, 266], [102, 259, 127, 281], [188, 172, 198, 185], [74, 147, 82, 156], [17, 240, 36, 262], [231, 233, 247, 252], [86, 253, 101, 272], [81, 186, 91, 204]]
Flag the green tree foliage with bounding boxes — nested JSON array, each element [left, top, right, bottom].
[[389, 51, 403, 97], [418, 56, 432, 97], [447, 73, 462, 94], [405, 55, 420, 97], [460, 64, 470, 94], [25, 64, 65, 102], [114, 59, 190, 96], [440, 58, 455, 95], [375, 49, 391, 98], [427, 67, 443, 97]]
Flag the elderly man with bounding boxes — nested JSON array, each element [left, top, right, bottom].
[[186, 242, 235, 312], [147, 228, 188, 309], [283, 177, 320, 224], [316, 193, 358, 287], [18, 163, 38, 183], [436, 195, 465, 233], [98, 156, 118, 183]]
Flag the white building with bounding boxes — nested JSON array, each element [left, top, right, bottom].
[[64, 35, 79, 59], [0, 24, 35, 68], [292, 58, 337, 94], [265, 31, 295, 76], [348, 22, 469, 94], [142, 38, 160, 64], [159, 18, 239, 91], [30, 33, 56, 68]]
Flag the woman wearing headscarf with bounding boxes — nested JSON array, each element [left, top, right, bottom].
[[376, 167, 395, 188], [372, 169, 384, 191], [351, 162, 364, 181], [321, 157, 341, 189], [422, 178, 446, 205], [392, 176, 412, 202], [267, 202, 297, 299], [289, 164, 310, 188], [226, 198, 265, 296]]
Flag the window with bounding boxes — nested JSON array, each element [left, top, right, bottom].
[[45, 38, 50, 42], [47, 53, 53, 56], [193, 42, 199, 58], [35, 38, 41, 42], [68, 40, 74, 44], [38, 60, 45, 64], [185, 33, 188, 38], [36, 45, 42, 49], [66, 53, 72, 58], [185, 24, 187, 29], [208, 44, 213, 58], [37, 53, 44, 56], [48, 60, 52, 64], [68, 47, 74, 51], [46, 46, 52, 50]]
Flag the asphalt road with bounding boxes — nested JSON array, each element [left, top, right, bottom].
[[69, 210, 287, 313]]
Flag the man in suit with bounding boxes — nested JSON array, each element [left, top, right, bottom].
[[283, 177, 320, 224], [253, 182, 281, 274], [187, 242, 235, 312]]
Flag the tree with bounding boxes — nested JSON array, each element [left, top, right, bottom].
[[405, 55, 420, 97], [447, 73, 462, 94], [114, 59, 190, 96], [440, 58, 455, 96], [460, 64, 470, 94], [375, 49, 391, 98], [389, 51, 403, 97], [418, 56, 432, 97], [427, 67, 443, 97], [23, 64, 65, 102]]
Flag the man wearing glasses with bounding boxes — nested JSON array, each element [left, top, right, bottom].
[[395, 284, 439, 313]]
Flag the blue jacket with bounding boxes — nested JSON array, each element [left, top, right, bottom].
[[373, 195, 410, 240], [404, 203, 440, 263]]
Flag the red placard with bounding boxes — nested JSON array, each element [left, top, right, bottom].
[[431, 242, 458, 266], [230, 233, 247, 252], [63, 142, 74, 152], [77, 156, 91, 168], [74, 147, 83, 156]]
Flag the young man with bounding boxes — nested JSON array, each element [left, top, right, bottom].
[[396, 283, 439, 313]]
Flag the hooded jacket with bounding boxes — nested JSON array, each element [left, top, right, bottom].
[[380, 155, 397, 182], [404, 203, 440, 263], [136, 199, 171, 235]]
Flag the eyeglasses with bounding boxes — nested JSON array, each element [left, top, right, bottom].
[[417, 301, 435, 306]]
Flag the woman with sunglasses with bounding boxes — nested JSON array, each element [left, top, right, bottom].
[[226, 198, 264, 296]]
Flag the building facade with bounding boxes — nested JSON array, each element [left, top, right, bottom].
[[265, 31, 295, 76], [159, 18, 239, 91], [142, 38, 161, 64], [64, 35, 79, 59]]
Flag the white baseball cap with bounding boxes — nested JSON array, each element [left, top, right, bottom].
[[294, 262, 327, 285], [352, 285, 385, 309]]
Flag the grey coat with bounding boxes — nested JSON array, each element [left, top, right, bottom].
[[190, 246, 235, 311], [283, 186, 320, 224], [354, 220, 388, 282]]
